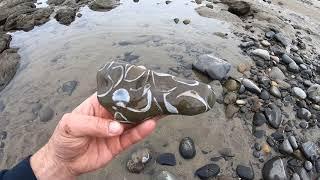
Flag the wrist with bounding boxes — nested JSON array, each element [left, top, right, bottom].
[[30, 144, 76, 180]]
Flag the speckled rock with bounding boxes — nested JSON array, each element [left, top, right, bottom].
[[262, 157, 287, 180], [127, 148, 151, 173], [242, 78, 261, 94], [195, 164, 220, 179], [179, 137, 196, 159], [264, 104, 282, 129], [97, 61, 216, 123]]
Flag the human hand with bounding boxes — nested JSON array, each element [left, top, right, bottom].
[[30, 93, 159, 180]]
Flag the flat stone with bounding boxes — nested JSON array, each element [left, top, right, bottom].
[[260, 90, 270, 100], [156, 153, 176, 166], [279, 139, 293, 154], [236, 165, 254, 180], [274, 33, 290, 47], [262, 157, 287, 180], [127, 148, 151, 173], [297, 108, 311, 120], [264, 104, 282, 129], [252, 49, 270, 61], [62, 80, 78, 96], [301, 141, 318, 160], [265, 31, 275, 39], [193, 54, 231, 80], [253, 130, 265, 139], [153, 171, 177, 180], [292, 56, 304, 64], [39, 106, 54, 122], [292, 87, 306, 99], [242, 78, 261, 94], [270, 86, 281, 98], [195, 163, 220, 179], [253, 112, 266, 126], [183, 19, 191, 25], [269, 67, 285, 81], [307, 84, 320, 104], [97, 61, 216, 123], [89, 0, 120, 11], [179, 137, 196, 159]]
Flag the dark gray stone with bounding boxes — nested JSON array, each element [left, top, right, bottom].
[[299, 120, 308, 129], [55, 8, 76, 25], [47, 0, 66, 5], [269, 67, 285, 81], [297, 167, 310, 180], [179, 137, 196, 159], [262, 157, 287, 180], [156, 153, 176, 166], [236, 165, 254, 180], [195, 164, 220, 179], [265, 31, 275, 39], [297, 108, 311, 120], [227, 1, 250, 16], [173, 18, 179, 24], [279, 139, 293, 154], [242, 78, 261, 94], [264, 104, 282, 129], [183, 19, 190, 25], [39, 106, 54, 122], [274, 33, 290, 47], [193, 54, 231, 80], [260, 90, 270, 100], [253, 130, 265, 139], [62, 80, 78, 95], [270, 86, 281, 98], [0, 100, 5, 112], [282, 54, 294, 64], [288, 62, 300, 73], [253, 112, 266, 126], [292, 56, 304, 64]]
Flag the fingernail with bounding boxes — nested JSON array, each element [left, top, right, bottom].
[[109, 121, 122, 134]]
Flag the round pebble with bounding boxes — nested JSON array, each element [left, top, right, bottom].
[[304, 161, 313, 171]]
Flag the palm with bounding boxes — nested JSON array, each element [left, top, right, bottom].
[[55, 93, 158, 175]]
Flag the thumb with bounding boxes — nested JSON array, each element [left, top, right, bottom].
[[60, 113, 124, 138]]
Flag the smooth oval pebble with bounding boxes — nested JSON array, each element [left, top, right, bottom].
[[304, 161, 313, 171], [236, 165, 254, 180], [195, 163, 220, 179], [179, 137, 196, 159], [153, 170, 177, 180], [97, 61, 215, 123]]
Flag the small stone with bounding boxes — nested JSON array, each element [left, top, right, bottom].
[[179, 137, 196, 159], [297, 108, 311, 120], [270, 86, 281, 98], [299, 121, 308, 129], [279, 139, 293, 154], [265, 31, 275, 39], [195, 164, 220, 179], [193, 54, 231, 80], [224, 92, 237, 104], [173, 18, 179, 24], [301, 141, 318, 160], [0, 131, 7, 140], [274, 33, 290, 47], [242, 78, 261, 94], [264, 104, 282, 129], [253, 130, 265, 139], [153, 170, 177, 180], [291, 173, 300, 180], [206, 3, 213, 8], [288, 135, 298, 150], [253, 151, 261, 158], [253, 112, 266, 127], [292, 87, 306, 99], [288, 62, 300, 73], [236, 99, 246, 106], [62, 80, 78, 96], [304, 161, 313, 171], [254, 143, 262, 151], [76, 13, 82, 18], [291, 45, 299, 52], [0, 100, 5, 112], [252, 49, 270, 61], [261, 40, 271, 47], [39, 106, 54, 122], [224, 79, 240, 92], [156, 153, 176, 166], [307, 84, 320, 104], [240, 41, 255, 48], [262, 157, 287, 180], [237, 63, 249, 73], [271, 56, 280, 63], [292, 56, 304, 64], [195, 0, 202, 4], [236, 165, 254, 180], [260, 90, 270, 100], [127, 148, 151, 173], [165, 0, 172, 4], [269, 67, 285, 81], [262, 143, 271, 154], [183, 19, 190, 25], [281, 54, 294, 64], [227, 1, 250, 16]]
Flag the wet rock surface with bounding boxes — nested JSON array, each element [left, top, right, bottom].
[[0, 49, 20, 91], [55, 8, 76, 25], [97, 61, 216, 123], [179, 137, 196, 159], [195, 163, 220, 179], [89, 0, 120, 12]]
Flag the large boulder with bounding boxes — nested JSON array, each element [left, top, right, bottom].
[[55, 8, 76, 25], [227, 1, 250, 16], [193, 54, 231, 80], [89, 0, 120, 11], [0, 49, 20, 91]]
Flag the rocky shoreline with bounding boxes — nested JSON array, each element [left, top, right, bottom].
[[0, 0, 320, 179]]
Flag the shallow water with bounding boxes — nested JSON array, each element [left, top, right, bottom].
[[1, 0, 254, 179]]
